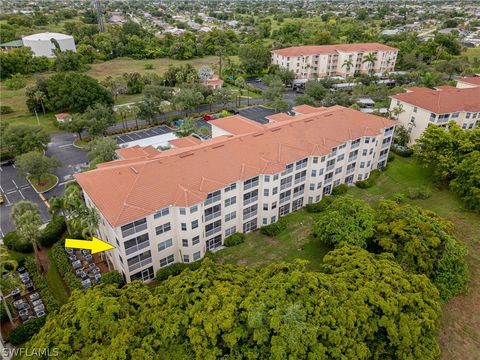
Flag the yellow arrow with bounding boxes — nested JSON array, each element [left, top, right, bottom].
[[65, 237, 115, 254]]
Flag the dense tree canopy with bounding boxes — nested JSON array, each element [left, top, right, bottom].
[[22, 251, 441, 359], [1, 124, 50, 156]]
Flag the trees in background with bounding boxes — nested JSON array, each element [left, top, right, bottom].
[[85, 137, 118, 168], [81, 103, 116, 136], [1, 124, 50, 156], [0, 47, 51, 79], [238, 42, 271, 75], [172, 87, 204, 115], [415, 123, 480, 211]]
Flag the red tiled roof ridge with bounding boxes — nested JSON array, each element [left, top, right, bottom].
[[272, 42, 398, 56]]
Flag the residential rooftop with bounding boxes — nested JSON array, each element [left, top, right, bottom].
[[271, 42, 398, 57], [74, 106, 395, 227], [391, 86, 480, 113]]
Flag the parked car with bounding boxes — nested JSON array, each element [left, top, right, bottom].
[[203, 114, 216, 121], [228, 109, 239, 115]]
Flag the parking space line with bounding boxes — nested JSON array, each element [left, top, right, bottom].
[[59, 143, 73, 148], [126, 134, 134, 140], [3, 192, 10, 205], [12, 179, 19, 189], [18, 189, 25, 200]]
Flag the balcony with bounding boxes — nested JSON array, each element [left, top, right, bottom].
[[294, 176, 306, 185], [205, 211, 221, 222], [348, 156, 357, 162], [243, 196, 258, 206]]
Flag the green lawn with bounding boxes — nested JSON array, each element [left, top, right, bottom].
[[465, 47, 480, 61], [28, 174, 58, 193], [46, 250, 70, 306], [214, 210, 331, 271]]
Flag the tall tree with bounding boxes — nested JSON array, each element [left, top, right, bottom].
[[1, 124, 50, 156], [86, 137, 118, 167], [15, 151, 60, 185], [11, 201, 42, 269]]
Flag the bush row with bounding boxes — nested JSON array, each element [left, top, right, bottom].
[[305, 195, 334, 213], [224, 233, 246, 247], [3, 231, 33, 253], [0, 300, 13, 323], [50, 242, 82, 291], [38, 215, 67, 247], [155, 261, 202, 282], [260, 219, 287, 237], [355, 169, 382, 189], [24, 258, 58, 312], [9, 317, 46, 345], [99, 271, 125, 288], [331, 184, 348, 195]]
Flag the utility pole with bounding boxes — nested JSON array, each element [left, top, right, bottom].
[[94, 0, 105, 32]]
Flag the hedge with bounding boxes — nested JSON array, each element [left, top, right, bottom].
[[331, 184, 348, 196], [3, 231, 33, 253], [0, 300, 13, 323], [260, 219, 287, 237], [391, 144, 413, 157], [305, 196, 334, 213], [9, 317, 46, 345], [355, 169, 382, 189], [24, 258, 58, 312], [100, 271, 125, 288], [155, 261, 202, 282], [224, 233, 246, 247], [50, 242, 82, 291], [38, 215, 67, 247], [407, 186, 432, 200]]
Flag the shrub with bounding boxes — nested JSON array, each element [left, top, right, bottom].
[[355, 170, 381, 189], [9, 317, 46, 345], [391, 193, 407, 204], [391, 144, 413, 157], [305, 196, 334, 213], [4, 73, 27, 90], [0, 300, 13, 323], [407, 186, 432, 200], [260, 219, 287, 237], [38, 215, 66, 247], [50, 242, 82, 291], [3, 231, 33, 253], [224, 232, 246, 247], [387, 152, 395, 162], [100, 271, 125, 288], [0, 105, 14, 114], [144, 63, 154, 70], [155, 261, 201, 282], [24, 258, 58, 312], [331, 184, 348, 195]]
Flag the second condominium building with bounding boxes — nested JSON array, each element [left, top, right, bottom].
[[74, 106, 396, 283], [271, 42, 398, 79]]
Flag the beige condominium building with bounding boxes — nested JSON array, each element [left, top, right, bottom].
[[271, 43, 398, 79], [74, 106, 396, 283], [389, 77, 480, 145]]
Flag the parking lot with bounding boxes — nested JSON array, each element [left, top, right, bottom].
[[239, 106, 276, 124], [113, 125, 172, 145], [0, 164, 51, 237]]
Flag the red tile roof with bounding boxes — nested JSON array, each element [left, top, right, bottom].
[[116, 145, 159, 160], [75, 106, 395, 227], [169, 136, 201, 148], [209, 115, 264, 135], [272, 43, 398, 57], [265, 113, 294, 122], [292, 105, 327, 114], [457, 76, 480, 87], [391, 86, 480, 113]]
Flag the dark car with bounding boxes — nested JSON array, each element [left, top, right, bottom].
[[227, 109, 239, 115]]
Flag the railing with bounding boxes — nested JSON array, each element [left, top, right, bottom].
[[243, 196, 258, 206], [205, 211, 221, 222]]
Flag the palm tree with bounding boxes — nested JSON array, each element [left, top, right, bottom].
[[116, 106, 129, 130], [11, 201, 42, 270], [129, 105, 140, 130], [362, 53, 378, 74], [34, 90, 46, 114], [342, 59, 354, 74]]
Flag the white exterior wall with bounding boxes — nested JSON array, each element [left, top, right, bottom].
[[390, 99, 480, 145], [84, 126, 395, 283], [272, 49, 397, 79], [456, 81, 478, 89], [23, 36, 76, 58], [210, 124, 232, 138]]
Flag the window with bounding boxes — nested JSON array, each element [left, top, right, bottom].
[[282, 163, 294, 175], [182, 239, 188, 247], [192, 235, 200, 245], [263, 203, 269, 211], [272, 187, 278, 195], [452, 112, 459, 119], [224, 183, 236, 192], [154, 208, 169, 219], [205, 220, 222, 237], [263, 218, 268, 225], [292, 198, 303, 211], [337, 154, 345, 162], [365, 137, 370, 144], [124, 233, 150, 256], [183, 255, 189, 263], [351, 138, 361, 148], [190, 205, 198, 214], [413, 106, 417, 113], [348, 150, 358, 162], [225, 226, 236, 237], [335, 167, 342, 174], [206, 235, 222, 251], [272, 201, 277, 209], [295, 158, 308, 170], [326, 159, 335, 171], [225, 211, 236, 222], [243, 218, 257, 232], [193, 251, 201, 261], [127, 250, 152, 272], [264, 188, 269, 196], [191, 220, 198, 229], [179, 208, 186, 215], [360, 162, 365, 169], [205, 190, 221, 205], [324, 172, 333, 184], [244, 176, 259, 190], [293, 184, 304, 198], [130, 266, 154, 281], [121, 218, 147, 238], [358, 174, 363, 181], [279, 190, 291, 204], [313, 157, 318, 164], [294, 170, 306, 184], [205, 204, 221, 222], [159, 254, 174, 268], [308, 196, 313, 204], [311, 170, 317, 177], [264, 175, 270, 182], [280, 176, 292, 190], [243, 189, 259, 205], [225, 196, 236, 207], [279, 204, 290, 217], [155, 222, 171, 235], [243, 204, 258, 220], [158, 238, 173, 252], [181, 223, 187, 231], [271, 216, 276, 223]]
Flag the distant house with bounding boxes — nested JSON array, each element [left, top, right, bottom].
[[55, 113, 72, 123], [202, 76, 224, 89]]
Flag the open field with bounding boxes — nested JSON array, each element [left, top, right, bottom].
[[214, 211, 331, 271], [465, 47, 480, 61]]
